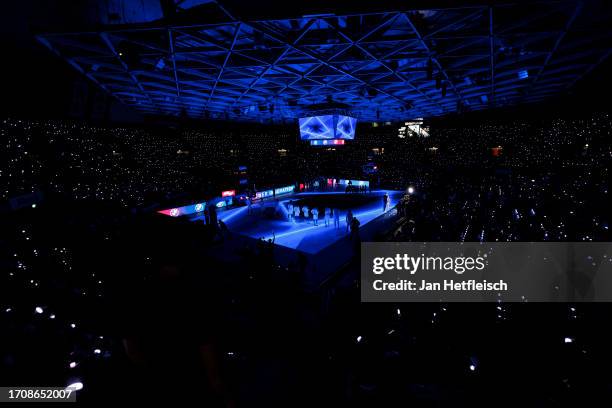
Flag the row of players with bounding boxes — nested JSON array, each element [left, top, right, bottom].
[[285, 193, 391, 226], [286, 201, 339, 227], [283, 194, 391, 230]]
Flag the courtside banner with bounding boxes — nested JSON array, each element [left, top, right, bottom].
[[361, 242, 612, 302]]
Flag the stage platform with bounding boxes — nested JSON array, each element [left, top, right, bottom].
[[193, 189, 403, 289], [193, 190, 402, 254]]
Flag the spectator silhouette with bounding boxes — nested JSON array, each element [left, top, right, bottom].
[[117, 238, 233, 406]]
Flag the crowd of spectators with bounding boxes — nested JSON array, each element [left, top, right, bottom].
[[1, 112, 611, 404]]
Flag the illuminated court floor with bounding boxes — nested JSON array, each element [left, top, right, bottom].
[[194, 190, 402, 254]]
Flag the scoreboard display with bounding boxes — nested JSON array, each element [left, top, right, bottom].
[[299, 114, 357, 141]]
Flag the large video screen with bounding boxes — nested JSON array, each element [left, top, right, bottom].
[[398, 118, 429, 138], [300, 114, 358, 140], [299, 115, 335, 140], [335, 115, 357, 140]]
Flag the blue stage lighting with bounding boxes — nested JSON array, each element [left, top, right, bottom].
[[38, 5, 611, 122]]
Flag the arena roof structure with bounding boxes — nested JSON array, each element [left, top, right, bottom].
[[36, 0, 611, 122]]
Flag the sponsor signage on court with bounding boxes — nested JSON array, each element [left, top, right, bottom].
[[255, 185, 295, 200], [158, 201, 206, 217], [274, 185, 295, 196]]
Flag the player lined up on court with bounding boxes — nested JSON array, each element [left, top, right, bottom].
[[287, 200, 294, 222], [283, 203, 351, 229]]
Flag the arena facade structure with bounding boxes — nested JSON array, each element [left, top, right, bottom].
[[36, 0, 611, 122]]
